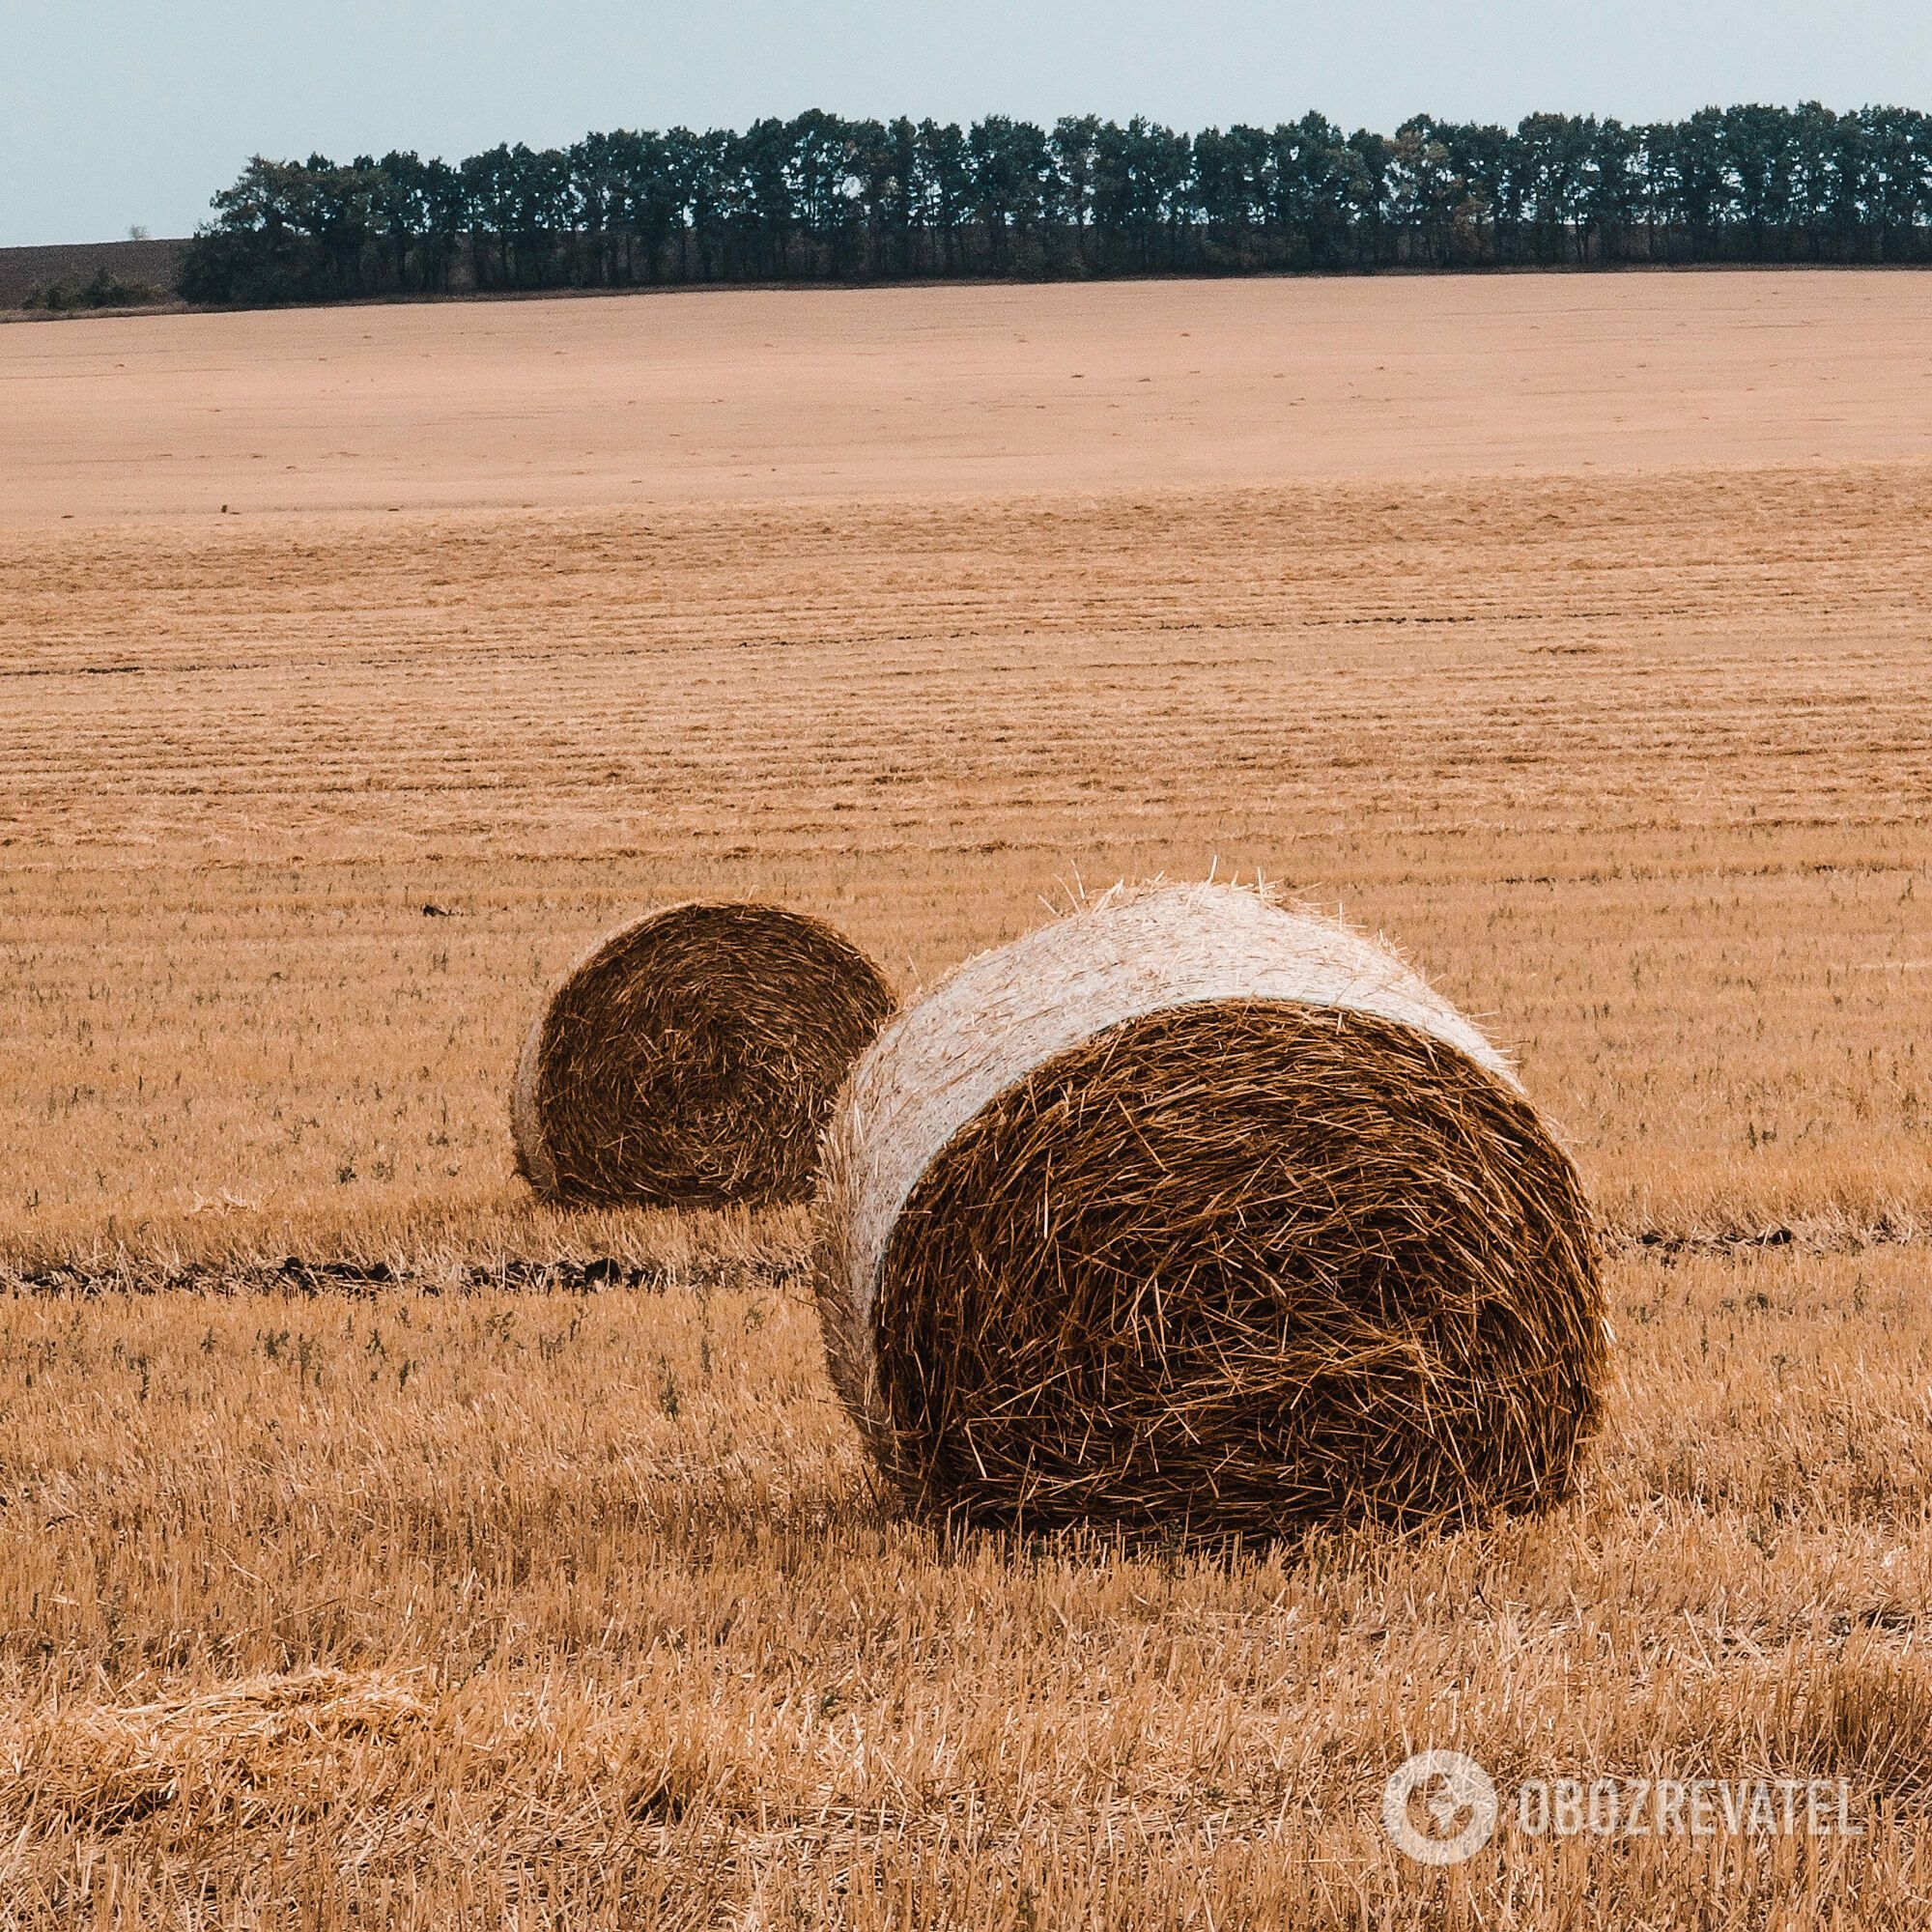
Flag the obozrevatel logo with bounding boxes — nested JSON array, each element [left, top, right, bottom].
[[1381, 1749, 1499, 1864]]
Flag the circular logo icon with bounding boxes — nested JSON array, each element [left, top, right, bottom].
[[1381, 1749, 1498, 1864]]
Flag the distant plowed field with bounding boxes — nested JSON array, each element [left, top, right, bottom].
[[2, 273, 1930, 1926], [0, 237, 185, 309]]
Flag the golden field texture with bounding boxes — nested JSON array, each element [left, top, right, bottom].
[[1, 1249, 1931, 1927], [1, 271, 1929, 1924]]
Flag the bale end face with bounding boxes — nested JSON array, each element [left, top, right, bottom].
[[513, 901, 893, 1209]]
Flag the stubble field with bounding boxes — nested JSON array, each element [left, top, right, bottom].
[[1, 271, 1929, 1926]]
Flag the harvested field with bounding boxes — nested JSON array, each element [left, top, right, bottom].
[[2, 271, 1930, 1925], [6, 270, 1932, 521]]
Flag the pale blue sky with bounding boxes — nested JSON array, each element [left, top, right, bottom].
[[4, 0, 1930, 245]]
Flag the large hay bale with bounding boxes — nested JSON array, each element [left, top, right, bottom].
[[513, 901, 894, 1208], [814, 882, 1604, 1537]]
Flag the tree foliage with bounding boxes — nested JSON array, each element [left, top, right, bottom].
[[179, 104, 1932, 305]]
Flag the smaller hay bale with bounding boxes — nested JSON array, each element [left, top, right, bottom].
[[814, 881, 1605, 1539], [513, 901, 894, 1208]]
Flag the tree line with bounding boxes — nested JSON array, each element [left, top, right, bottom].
[[179, 103, 1932, 304]]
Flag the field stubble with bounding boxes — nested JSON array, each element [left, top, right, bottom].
[[2, 278, 1931, 1922], [0, 1248, 1929, 1924], [2, 463, 1927, 1263]]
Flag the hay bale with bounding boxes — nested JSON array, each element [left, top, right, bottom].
[[513, 901, 894, 1208], [814, 882, 1604, 1537]]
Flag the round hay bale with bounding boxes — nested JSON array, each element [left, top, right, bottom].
[[513, 901, 894, 1208], [814, 882, 1604, 1537]]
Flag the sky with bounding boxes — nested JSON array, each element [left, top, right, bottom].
[[4, 0, 1931, 246]]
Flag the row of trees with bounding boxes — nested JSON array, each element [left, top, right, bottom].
[[180, 103, 1932, 304]]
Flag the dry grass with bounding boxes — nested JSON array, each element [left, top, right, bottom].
[[2, 463, 1926, 1264], [0, 1247, 1928, 1924], [2, 278, 1930, 1922]]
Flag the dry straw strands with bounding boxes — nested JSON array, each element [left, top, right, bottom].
[[815, 882, 1605, 1538], [513, 901, 894, 1208], [12, 1669, 430, 1835]]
